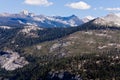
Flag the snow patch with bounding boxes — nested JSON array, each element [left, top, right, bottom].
[[0, 26, 11, 29]]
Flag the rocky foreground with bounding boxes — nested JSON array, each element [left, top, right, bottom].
[[0, 50, 28, 71]]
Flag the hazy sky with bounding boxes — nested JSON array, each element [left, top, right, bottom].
[[0, 0, 120, 18]]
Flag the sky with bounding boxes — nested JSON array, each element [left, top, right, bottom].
[[0, 0, 120, 18]]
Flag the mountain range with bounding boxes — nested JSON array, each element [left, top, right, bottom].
[[93, 13, 120, 27], [0, 10, 94, 28], [0, 11, 120, 30], [0, 12, 120, 51], [0, 11, 120, 80]]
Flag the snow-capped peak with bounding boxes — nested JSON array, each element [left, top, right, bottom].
[[82, 16, 95, 23], [85, 16, 95, 20], [33, 14, 84, 27], [93, 13, 120, 27], [19, 10, 34, 17], [20, 10, 29, 15]]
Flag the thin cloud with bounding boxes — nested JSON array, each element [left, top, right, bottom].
[[105, 8, 120, 11], [93, 7, 103, 10], [24, 0, 53, 6], [65, 1, 91, 10]]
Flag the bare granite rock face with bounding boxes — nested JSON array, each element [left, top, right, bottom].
[[0, 50, 28, 71], [50, 41, 72, 52]]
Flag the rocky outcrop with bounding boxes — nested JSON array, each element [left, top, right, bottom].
[[0, 50, 28, 71]]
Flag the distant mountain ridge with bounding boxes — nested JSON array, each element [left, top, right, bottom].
[[93, 13, 120, 27], [0, 10, 91, 28]]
